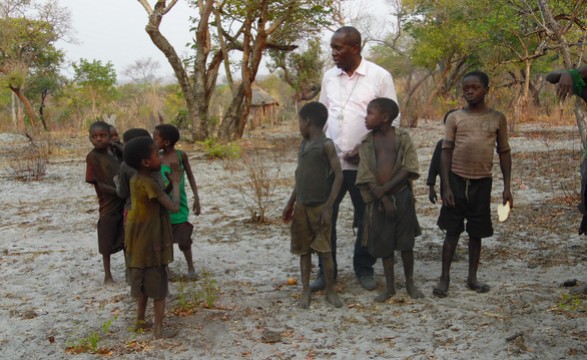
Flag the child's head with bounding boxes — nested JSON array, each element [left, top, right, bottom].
[[153, 124, 180, 150], [122, 128, 151, 144], [89, 121, 111, 151], [298, 102, 328, 137], [462, 71, 489, 106], [365, 97, 399, 130], [123, 136, 161, 172], [108, 125, 120, 143]]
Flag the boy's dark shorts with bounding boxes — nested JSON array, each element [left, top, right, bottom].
[[129, 266, 168, 300], [97, 212, 124, 255], [437, 173, 493, 239], [172, 222, 194, 251]]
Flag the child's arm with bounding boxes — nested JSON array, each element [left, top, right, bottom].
[[282, 188, 296, 222], [97, 182, 118, 196], [427, 140, 443, 204], [499, 150, 513, 208], [157, 162, 183, 213], [370, 169, 411, 200], [181, 151, 201, 216], [440, 144, 455, 207], [321, 140, 343, 225]]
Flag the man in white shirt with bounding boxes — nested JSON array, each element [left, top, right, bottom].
[[312, 26, 400, 292]]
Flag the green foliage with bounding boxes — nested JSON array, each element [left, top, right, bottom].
[[198, 138, 241, 159], [72, 59, 117, 92], [556, 293, 587, 313], [173, 270, 220, 314], [268, 37, 323, 102], [65, 316, 117, 354]]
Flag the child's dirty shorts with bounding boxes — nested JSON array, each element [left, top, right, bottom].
[[129, 266, 169, 300], [290, 202, 332, 255]]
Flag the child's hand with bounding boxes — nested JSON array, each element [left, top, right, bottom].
[[580, 215, 587, 235], [428, 186, 437, 204], [318, 207, 331, 227], [282, 203, 294, 223], [192, 197, 201, 216], [380, 196, 397, 218], [343, 146, 360, 165], [442, 187, 455, 207], [371, 185, 386, 200], [168, 162, 183, 184]]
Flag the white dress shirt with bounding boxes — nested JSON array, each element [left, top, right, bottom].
[[319, 58, 399, 170]]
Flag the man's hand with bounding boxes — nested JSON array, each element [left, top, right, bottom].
[[557, 70, 574, 101]]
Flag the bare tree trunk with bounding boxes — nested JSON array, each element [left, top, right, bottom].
[[140, 0, 203, 140], [11, 92, 18, 130], [9, 86, 47, 131]]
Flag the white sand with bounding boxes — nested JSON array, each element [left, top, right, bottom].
[[1, 121, 586, 359]]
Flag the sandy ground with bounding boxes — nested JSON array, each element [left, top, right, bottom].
[[1, 120, 587, 359]]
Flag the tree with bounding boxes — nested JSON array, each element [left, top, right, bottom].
[[72, 59, 118, 120], [136, 0, 332, 141], [122, 57, 163, 122], [268, 37, 324, 107], [0, 0, 70, 131]]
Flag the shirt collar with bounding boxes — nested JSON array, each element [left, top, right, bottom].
[[336, 58, 367, 78]]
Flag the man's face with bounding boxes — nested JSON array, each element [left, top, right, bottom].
[[330, 32, 358, 71]]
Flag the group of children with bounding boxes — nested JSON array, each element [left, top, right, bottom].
[[85, 122, 199, 339], [284, 70, 512, 308], [85, 70, 511, 335]]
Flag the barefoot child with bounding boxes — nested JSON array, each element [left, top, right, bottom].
[[433, 70, 512, 298], [123, 136, 182, 339], [283, 102, 343, 309], [153, 124, 201, 278], [85, 121, 125, 284], [356, 98, 424, 302], [115, 128, 169, 221], [427, 109, 460, 262]]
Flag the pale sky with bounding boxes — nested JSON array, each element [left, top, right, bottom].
[[57, 0, 391, 83]]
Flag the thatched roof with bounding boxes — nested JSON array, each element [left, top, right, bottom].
[[252, 87, 278, 106]]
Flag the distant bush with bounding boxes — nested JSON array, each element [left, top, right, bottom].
[[7, 134, 51, 181], [198, 138, 240, 159]]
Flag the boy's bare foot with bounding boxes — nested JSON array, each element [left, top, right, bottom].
[[433, 277, 449, 298], [134, 320, 153, 331], [299, 290, 311, 309], [325, 293, 343, 308], [153, 326, 177, 340], [103, 276, 115, 285], [406, 282, 424, 299], [467, 279, 490, 293], [374, 288, 396, 303], [186, 270, 200, 281], [571, 284, 587, 295]]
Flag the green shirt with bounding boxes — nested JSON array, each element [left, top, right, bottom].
[[161, 150, 189, 224]]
